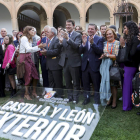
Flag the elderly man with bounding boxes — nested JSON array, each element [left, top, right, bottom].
[[0, 28, 7, 45], [12, 30, 17, 41], [41, 27, 62, 89]]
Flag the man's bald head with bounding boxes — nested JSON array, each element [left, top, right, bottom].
[[1, 28, 7, 38]]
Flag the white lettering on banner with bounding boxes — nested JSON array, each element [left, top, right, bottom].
[[37, 121, 57, 140], [27, 104, 37, 115], [0, 101, 97, 140], [66, 110, 78, 122], [32, 105, 43, 116], [50, 107, 62, 118], [0, 111, 5, 115], [64, 124, 86, 140], [74, 109, 86, 123], [0, 113, 16, 129], [13, 103, 25, 113], [23, 118, 49, 140], [82, 112, 95, 125], [39, 106, 50, 117], [11, 116, 38, 137], [8, 102, 19, 112], [24, 104, 34, 114], [1, 101, 14, 111], [59, 109, 68, 121], [3, 114, 27, 133], [47, 122, 70, 140]]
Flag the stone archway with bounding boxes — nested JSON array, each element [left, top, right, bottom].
[[17, 2, 47, 34], [0, 3, 12, 34], [85, 2, 111, 30], [55, 6, 71, 20], [53, 2, 80, 28]]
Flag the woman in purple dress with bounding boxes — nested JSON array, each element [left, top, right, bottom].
[[123, 21, 140, 111]]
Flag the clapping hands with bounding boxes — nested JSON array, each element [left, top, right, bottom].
[[82, 35, 87, 46]]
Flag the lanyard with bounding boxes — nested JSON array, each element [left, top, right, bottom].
[[107, 40, 115, 54]]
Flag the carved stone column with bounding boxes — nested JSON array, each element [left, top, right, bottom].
[[47, 2, 53, 26], [11, 0, 19, 30], [110, 16, 114, 25], [80, 1, 86, 30]]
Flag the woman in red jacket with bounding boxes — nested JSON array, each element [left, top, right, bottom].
[[2, 34, 16, 97]]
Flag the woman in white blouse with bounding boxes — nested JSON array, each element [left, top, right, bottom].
[[19, 26, 45, 100]]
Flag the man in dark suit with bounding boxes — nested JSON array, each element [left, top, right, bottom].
[[40, 25, 50, 87], [58, 19, 82, 103], [40, 27, 63, 89], [79, 23, 104, 105]]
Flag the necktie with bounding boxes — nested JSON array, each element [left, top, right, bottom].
[[48, 40, 51, 48], [69, 33, 71, 38]]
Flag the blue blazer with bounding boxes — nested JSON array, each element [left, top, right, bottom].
[[14, 40, 19, 47], [41, 37, 48, 43], [0, 38, 3, 45], [79, 35, 104, 72]]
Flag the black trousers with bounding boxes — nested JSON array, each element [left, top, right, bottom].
[[0, 69, 5, 97], [82, 62, 101, 104], [48, 69, 63, 89], [41, 56, 49, 87], [63, 59, 80, 90]]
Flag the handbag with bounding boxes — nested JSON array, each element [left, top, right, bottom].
[[116, 46, 126, 63], [110, 62, 124, 81], [17, 48, 26, 79]]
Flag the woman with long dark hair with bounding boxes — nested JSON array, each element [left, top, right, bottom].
[[19, 26, 45, 100], [123, 21, 140, 111], [2, 34, 16, 97]]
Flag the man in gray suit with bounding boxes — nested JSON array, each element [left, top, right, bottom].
[[40, 27, 63, 89], [58, 19, 82, 103]]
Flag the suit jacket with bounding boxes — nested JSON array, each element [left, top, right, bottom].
[[0, 45, 3, 64], [59, 31, 82, 67], [79, 35, 104, 72], [32, 36, 39, 65], [46, 36, 62, 71]]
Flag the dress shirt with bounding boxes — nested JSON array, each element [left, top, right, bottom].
[[82, 35, 95, 49], [49, 37, 54, 44], [19, 36, 40, 53], [67, 30, 74, 41], [82, 35, 95, 61]]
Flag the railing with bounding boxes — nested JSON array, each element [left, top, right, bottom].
[[18, 13, 40, 28]]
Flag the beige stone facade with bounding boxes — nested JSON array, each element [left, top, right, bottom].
[[0, 0, 140, 33]]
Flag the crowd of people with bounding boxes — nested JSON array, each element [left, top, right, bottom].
[[0, 19, 140, 113]]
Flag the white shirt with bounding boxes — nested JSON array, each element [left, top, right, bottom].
[[82, 35, 96, 50], [19, 36, 40, 53]]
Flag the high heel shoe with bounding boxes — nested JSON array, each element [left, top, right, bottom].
[[24, 94, 32, 100], [111, 104, 117, 109], [107, 101, 112, 106]]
